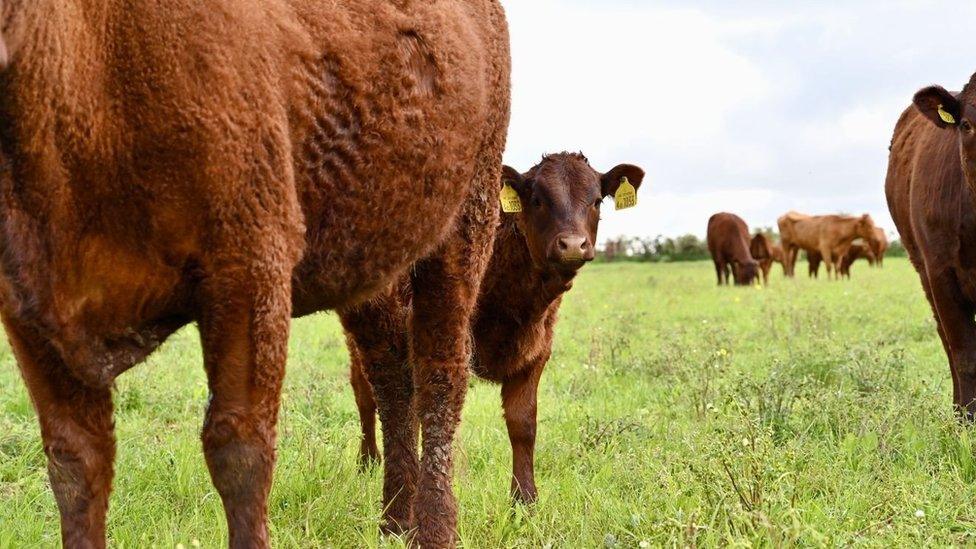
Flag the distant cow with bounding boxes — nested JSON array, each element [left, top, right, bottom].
[[0, 2, 512, 547], [778, 211, 814, 277], [779, 213, 877, 280], [707, 213, 759, 286], [345, 153, 645, 504], [869, 227, 889, 267], [749, 233, 785, 285], [809, 241, 876, 278], [887, 74, 976, 416]]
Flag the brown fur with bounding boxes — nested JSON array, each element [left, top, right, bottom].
[[869, 227, 889, 267], [778, 212, 877, 280], [344, 153, 645, 505], [0, 2, 511, 547], [749, 233, 785, 285], [707, 213, 759, 286], [808, 241, 876, 279], [887, 73, 976, 417]]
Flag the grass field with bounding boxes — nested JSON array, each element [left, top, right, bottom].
[[3, 257, 976, 547]]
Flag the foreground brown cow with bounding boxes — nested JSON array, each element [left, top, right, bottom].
[[779, 213, 877, 279], [887, 73, 976, 416], [345, 153, 645, 503], [707, 213, 759, 286], [0, 2, 510, 547], [749, 233, 785, 285]]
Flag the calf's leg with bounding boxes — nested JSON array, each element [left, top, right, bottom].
[[339, 295, 417, 534], [5, 319, 115, 549], [348, 347, 380, 466], [501, 357, 546, 503], [925, 268, 976, 417], [198, 266, 293, 549]]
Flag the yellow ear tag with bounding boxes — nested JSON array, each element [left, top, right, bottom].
[[614, 177, 637, 211], [500, 182, 522, 213], [938, 105, 957, 125]]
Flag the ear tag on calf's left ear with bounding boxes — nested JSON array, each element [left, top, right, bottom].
[[614, 177, 637, 210], [938, 105, 957, 125], [500, 182, 523, 213]]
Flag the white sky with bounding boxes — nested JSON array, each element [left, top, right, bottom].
[[499, 0, 976, 242]]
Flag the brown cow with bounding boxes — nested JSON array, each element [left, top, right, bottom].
[[779, 214, 877, 280], [778, 211, 813, 277], [345, 153, 645, 503], [887, 73, 976, 416], [707, 213, 759, 286], [809, 240, 876, 278], [869, 227, 889, 267], [0, 2, 510, 548], [749, 233, 785, 285]]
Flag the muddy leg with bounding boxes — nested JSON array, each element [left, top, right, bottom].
[[5, 319, 115, 549], [198, 266, 293, 549], [502, 357, 546, 504], [340, 293, 417, 535]]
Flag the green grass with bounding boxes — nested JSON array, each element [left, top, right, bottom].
[[2, 258, 974, 547]]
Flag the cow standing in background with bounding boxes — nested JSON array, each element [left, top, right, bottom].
[[779, 213, 877, 279], [870, 227, 889, 267], [778, 211, 813, 277], [707, 213, 760, 286], [750, 233, 785, 285], [887, 74, 976, 417], [345, 153, 645, 503]]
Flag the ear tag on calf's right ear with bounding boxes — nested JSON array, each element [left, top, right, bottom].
[[500, 182, 523, 213], [938, 105, 957, 125], [614, 177, 637, 210]]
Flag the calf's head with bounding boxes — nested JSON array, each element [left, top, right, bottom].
[[854, 213, 876, 241], [733, 260, 759, 286], [914, 84, 976, 190], [502, 153, 644, 277]]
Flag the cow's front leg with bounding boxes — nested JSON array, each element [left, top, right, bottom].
[[198, 263, 294, 549], [501, 356, 547, 504], [5, 318, 115, 549]]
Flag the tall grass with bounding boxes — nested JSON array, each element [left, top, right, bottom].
[[1, 258, 972, 547]]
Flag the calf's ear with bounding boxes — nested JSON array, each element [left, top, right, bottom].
[[600, 164, 645, 198], [913, 86, 961, 128], [501, 165, 527, 193]]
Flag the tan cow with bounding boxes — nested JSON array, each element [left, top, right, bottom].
[[783, 214, 878, 279]]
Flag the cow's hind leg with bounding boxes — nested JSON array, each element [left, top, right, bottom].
[[502, 356, 546, 504], [339, 294, 417, 535], [4, 319, 115, 549]]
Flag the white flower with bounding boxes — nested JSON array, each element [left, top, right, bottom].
[[639, 542, 651, 548], [915, 509, 925, 518]]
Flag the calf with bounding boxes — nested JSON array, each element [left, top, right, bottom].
[[0, 2, 511, 547], [749, 233, 785, 285], [887, 73, 976, 416], [344, 153, 645, 503], [707, 213, 759, 286]]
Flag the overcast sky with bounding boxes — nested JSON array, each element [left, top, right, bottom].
[[499, 0, 976, 242]]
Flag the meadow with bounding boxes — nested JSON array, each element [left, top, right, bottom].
[[2, 258, 975, 547]]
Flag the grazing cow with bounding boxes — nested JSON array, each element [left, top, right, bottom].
[[887, 73, 976, 416], [707, 213, 759, 286], [869, 227, 889, 267], [749, 233, 785, 285], [0, 2, 511, 548], [345, 153, 645, 503], [779, 214, 877, 280]]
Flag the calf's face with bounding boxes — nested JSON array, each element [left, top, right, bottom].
[[914, 86, 976, 190], [502, 154, 644, 277]]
